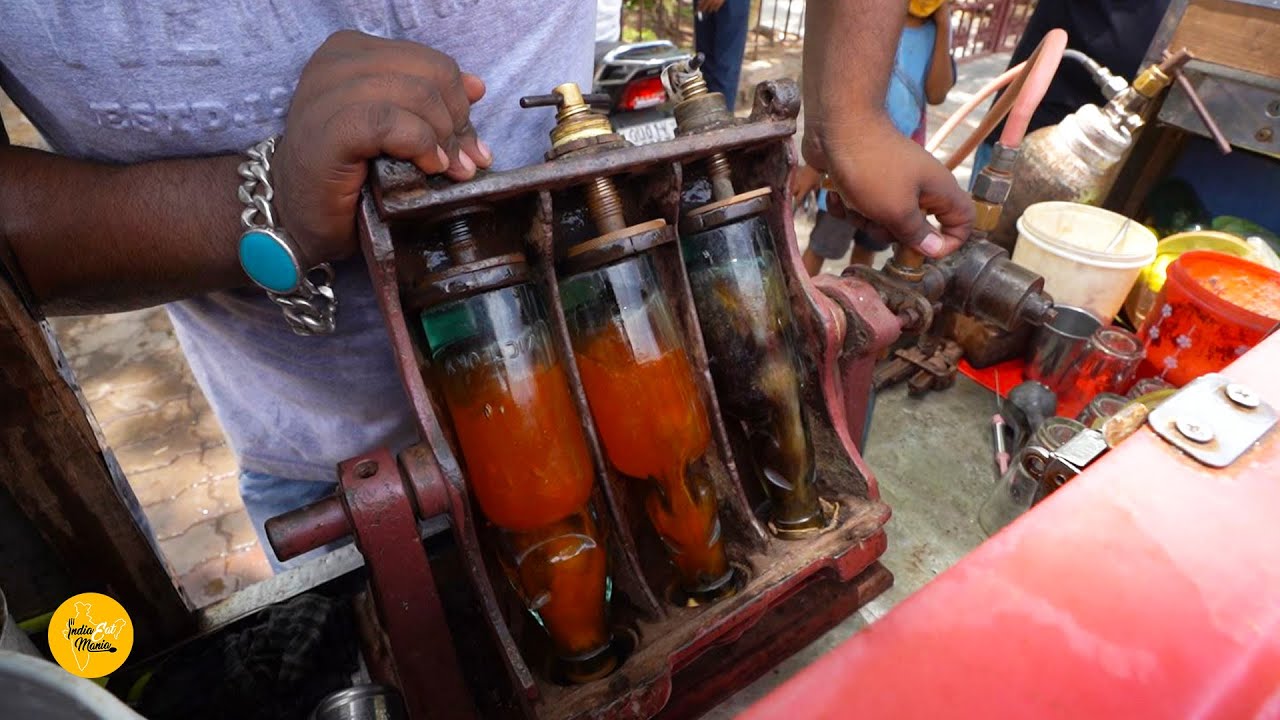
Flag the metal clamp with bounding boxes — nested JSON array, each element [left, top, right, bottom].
[[1022, 428, 1109, 494], [1148, 373, 1278, 468]]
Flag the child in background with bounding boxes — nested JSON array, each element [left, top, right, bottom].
[[795, 0, 955, 275]]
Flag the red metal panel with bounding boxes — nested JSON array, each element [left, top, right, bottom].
[[743, 334, 1280, 720]]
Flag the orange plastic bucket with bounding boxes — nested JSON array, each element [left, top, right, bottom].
[[1136, 251, 1280, 385]]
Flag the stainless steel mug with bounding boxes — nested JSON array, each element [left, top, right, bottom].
[[1025, 305, 1101, 393]]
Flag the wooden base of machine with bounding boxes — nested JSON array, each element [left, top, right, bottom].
[[655, 560, 894, 720]]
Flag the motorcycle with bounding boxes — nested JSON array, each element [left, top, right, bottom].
[[593, 39, 693, 146]]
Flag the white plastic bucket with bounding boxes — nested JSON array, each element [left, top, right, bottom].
[[1013, 201, 1158, 321]]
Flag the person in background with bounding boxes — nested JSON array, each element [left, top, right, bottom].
[[796, 0, 956, 274], [695, 0, 752, 111], [596, 0, 623, 42]]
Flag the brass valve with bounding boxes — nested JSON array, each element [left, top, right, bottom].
[[519, 83, 614, 152], [520, 83, 628, 234]]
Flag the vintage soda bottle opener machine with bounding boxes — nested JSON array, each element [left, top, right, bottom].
[[264, 64, 1045, 718]]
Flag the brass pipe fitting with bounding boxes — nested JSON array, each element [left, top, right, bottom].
[[548, 82, 615, 150], [524, 83, 629, 235], [1132, 64, 1173, 99], [669, 59, 737, 201], [972, 199, 1003, 235]]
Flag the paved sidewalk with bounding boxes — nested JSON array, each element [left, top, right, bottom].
[[51, 311, 271, 607]]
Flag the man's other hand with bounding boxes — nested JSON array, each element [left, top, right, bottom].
[[803, 114, 972, 258], [790, 164, 822, 206], [275, 31, 490, 267], [698, 0, 727, 13]]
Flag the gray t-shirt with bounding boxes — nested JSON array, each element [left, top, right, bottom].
[[0, 1, 594, 482]]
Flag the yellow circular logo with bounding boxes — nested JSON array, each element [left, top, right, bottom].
[[47, 592, 134, 678]]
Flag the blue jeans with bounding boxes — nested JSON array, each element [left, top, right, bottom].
[[695, 0, 750, 111], [240, 470, 345, 573]]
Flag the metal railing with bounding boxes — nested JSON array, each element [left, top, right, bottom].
[[619, 0, 1035, 63], [952, 1, 1037, 62], [619, 0, 803, 58]]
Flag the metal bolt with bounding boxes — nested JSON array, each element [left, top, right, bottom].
[[1225, 383, 1260, 409], [1257, 127, 1274, 143], [1267, 100, 1280, 119], [1175, 417, 1215, 444]]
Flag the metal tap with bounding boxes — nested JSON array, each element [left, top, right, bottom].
[[521, 83, 629, 234]]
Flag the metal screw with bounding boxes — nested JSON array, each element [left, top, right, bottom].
[[1267, 100, 1280, 119], [1257, 127, 1275, 143], [1225, 383, 1260, 409], [1175, 417, 1215, 444]]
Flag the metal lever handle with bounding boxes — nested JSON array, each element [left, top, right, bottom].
[[1162, 50, 1231, 155], [518, 91, 612, 109]]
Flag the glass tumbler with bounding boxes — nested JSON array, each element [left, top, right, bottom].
[[1055, 326, 1144, 418], [978, 417, 1086, 536]]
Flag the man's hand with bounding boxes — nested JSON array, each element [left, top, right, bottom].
[[698, 0, 726, 13], [802, 0, 973, 259], [790, 164, 822, 206], [803, 114, 972, 258], [274, 31, 490, 268]]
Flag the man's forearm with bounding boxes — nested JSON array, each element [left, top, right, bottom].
[[803, 0, 905, 128], [0, 145, 246, 316]]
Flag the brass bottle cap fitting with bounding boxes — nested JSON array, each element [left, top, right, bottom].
[[1132, 64, 1172, 98], [520, 83, 621, 159], [548, 82, 614, 150]]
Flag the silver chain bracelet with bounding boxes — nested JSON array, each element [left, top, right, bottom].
[[236, 137, 338, 336]]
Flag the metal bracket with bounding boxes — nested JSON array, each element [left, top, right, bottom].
[[1159, 60, 1280, 158], [1023, 428, 1110, 494], [1148, 373, 1278, 468]]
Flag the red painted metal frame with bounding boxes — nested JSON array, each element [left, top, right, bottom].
[[335, 449, 476, 720], [743, 333, 1280, 720], [810, 273, 904, 453]]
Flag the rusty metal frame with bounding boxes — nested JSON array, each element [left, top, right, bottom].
[[267, 80, 904, 720]]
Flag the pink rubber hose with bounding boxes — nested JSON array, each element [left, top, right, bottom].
[[927, 28, 1070, 170]]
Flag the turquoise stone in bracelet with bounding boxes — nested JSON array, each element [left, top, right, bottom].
[[238, 228, 301, 293]]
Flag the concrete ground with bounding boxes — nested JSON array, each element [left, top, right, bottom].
[[5, 45, 1009, 714]]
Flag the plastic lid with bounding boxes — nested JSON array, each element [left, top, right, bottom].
[[1018, 201, 1157, 267], [1169, 250, 1280, 328], [1145, 231, 1255, 293]]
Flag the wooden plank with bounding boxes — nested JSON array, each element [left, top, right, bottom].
[[0, 271, 193, 651], [1170, 0, 1280, 79]]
